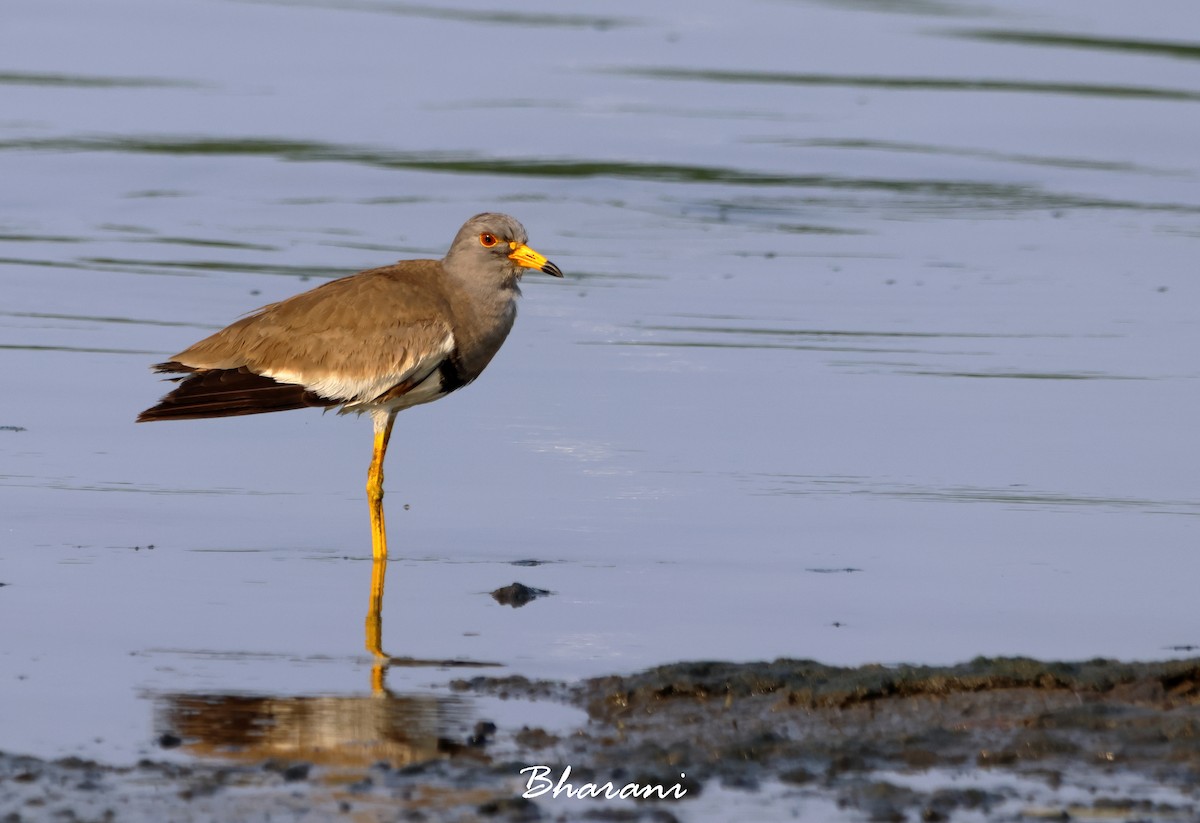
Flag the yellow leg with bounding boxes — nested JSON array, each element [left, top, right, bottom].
[[366, 412, 396, 679], [365, 557, 388, 661], [367, 412, 396, 560], [370, 660, 387, 694]]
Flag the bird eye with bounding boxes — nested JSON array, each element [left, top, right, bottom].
[[479, 233, 499, 248]]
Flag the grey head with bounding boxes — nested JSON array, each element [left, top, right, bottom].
[[442, 212, 563, 286]]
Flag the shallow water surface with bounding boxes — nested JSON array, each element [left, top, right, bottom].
[[2, 0, 1199, 793]]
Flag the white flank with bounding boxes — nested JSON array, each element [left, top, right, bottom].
[[260, 332, 456, 407]]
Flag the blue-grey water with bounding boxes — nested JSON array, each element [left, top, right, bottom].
[[2, 0, 1199, 797]]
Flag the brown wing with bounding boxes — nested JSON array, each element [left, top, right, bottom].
[[138, 262, 458, 421]]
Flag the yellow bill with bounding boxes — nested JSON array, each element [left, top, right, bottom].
[[508, 242, 564, 277]]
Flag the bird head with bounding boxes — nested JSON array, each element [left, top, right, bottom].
[[444, 212, 564, 284]]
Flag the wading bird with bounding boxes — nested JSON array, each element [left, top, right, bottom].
[[138, 212, 562, 563]]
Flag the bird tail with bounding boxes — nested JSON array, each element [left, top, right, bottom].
[[137, 362, 337, 422]]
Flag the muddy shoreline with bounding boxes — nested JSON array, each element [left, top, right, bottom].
[[4, 655, 1199, 821]]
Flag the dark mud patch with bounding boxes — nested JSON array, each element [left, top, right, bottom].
[[584, 654, 1200, 712], [4, 656, 1200, 821], [455, 656, 1200, 819]]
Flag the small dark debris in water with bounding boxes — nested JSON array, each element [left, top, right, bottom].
[[511, 559, 545, 567], [831, 621, 844, 628], [262, 759, 311, 782], [514, 726, 560, 750], [437, 735, 467, 756], [1166, 644, 1199, 652], [903, 748, 940, 768], [977, 748, 1019, 767], [249, 289, 261, 296], [827, 752, 869, 776], [133, 544, 156, 551], [469, 721, 497, 748], [281, 763, 310, 782], [1157, 286, 1169, 293], [806, 567, 862, 574], [491, 582, 552, 608], [157, 732, 182, 749], [475, 796, 540, 819], [395, 761, 431, 777], [923, 787, 1003, 820], [841, 778, 917, 821], [0, 425, 26, 432], [722, 772, 760, 791], [779, 766, 815, 785]]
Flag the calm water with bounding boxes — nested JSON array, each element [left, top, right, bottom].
[[2, 0, 1199, 781]]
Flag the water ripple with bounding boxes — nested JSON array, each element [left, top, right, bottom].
[[613, 66, 1200, 103], [953, 29, 1200, 62], [230, 0, 637, 29], [752, 475, 1200, 515], [0, 71, 200, 89], [3, 137, 1197, 214]]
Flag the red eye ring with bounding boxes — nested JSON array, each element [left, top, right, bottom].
[[479, 233, 499, 248]]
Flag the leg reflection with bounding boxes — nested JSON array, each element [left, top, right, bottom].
[[363, 558, 503, 692], [366, 558, 389, 693], [366, 558, 388, 657]]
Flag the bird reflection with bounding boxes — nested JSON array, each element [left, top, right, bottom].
[[156, 689, 471, 768], [152, 561, 503, 767]]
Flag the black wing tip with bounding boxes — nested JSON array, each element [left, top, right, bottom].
[[137, 366, 337, 422], [151, 360, 193, 374]]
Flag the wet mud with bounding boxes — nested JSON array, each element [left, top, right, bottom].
[[3, 656, 1199, 821]]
